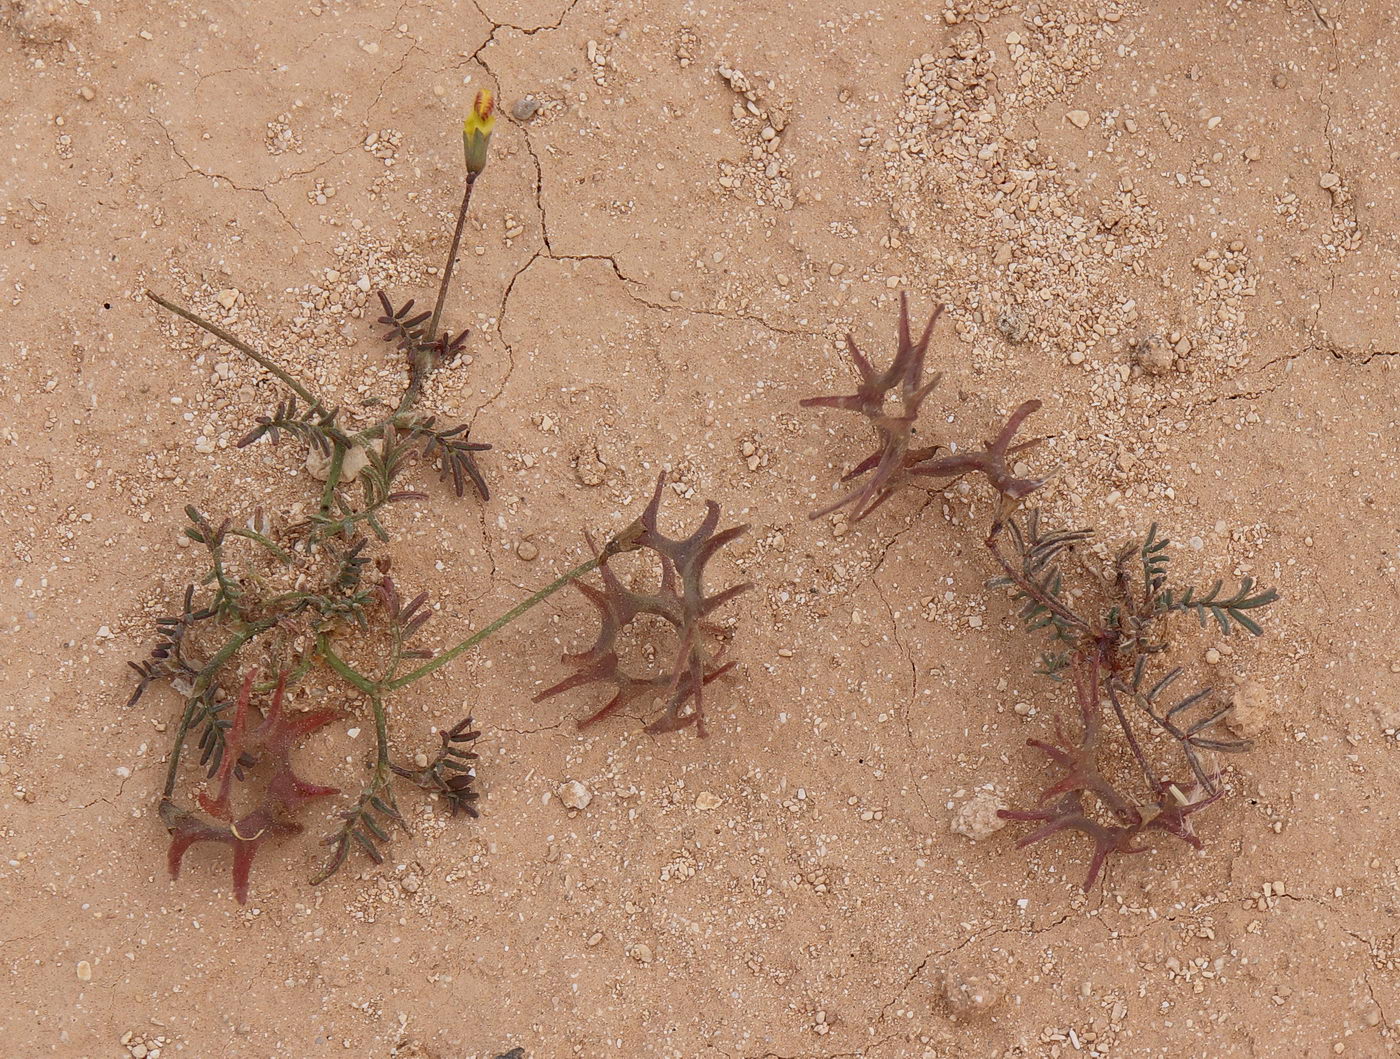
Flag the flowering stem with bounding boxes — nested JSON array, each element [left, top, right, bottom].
[[426, 175, 478, 348]]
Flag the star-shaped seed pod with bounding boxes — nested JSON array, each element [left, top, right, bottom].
[[536, 475, 752, 737]]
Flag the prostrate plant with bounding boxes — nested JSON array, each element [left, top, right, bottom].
[[987, 514, 1277, 888], [801, 294, 1044, 521], [803, 299, 1279, 889], [131, 93, 751, 904], [534, 474, 752, 737], [165, 670, 340, 904]]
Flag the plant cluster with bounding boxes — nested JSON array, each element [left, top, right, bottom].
[[800, 295, 1044, 521], [132, 93, 750, 904], [130, 97, 1279, 905], [803, 299, 1279, 889]]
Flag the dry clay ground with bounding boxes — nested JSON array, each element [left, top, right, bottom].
[[2, 0, 1399, 1056]]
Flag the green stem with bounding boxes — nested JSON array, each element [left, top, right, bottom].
[[145, 290, 321, 408], [386, 552, 602, 691], [161, 617, 280, 800], [226, 526, 294, 564], [319, 635, 378, 695], [369, 690, 391, 771]]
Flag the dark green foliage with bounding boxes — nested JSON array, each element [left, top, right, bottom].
[[407, 416, 491, 501], [238, 395, 341, 454], [127, 585, 214, 705], [391, 717, 482, 818], [312, 779, 408, 884], [1163, 577, 1279, 636]]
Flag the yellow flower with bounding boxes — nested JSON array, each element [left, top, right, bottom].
[[462, 89, 495, 175]]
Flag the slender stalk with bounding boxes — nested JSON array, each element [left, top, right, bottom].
[[161, 617, 280, 799], [368, 690, 392, 771], [392, 176, 479, 417], [425, 176, 477, 347], [145, 290, 321, 407], [318, 636, 377, 694], [386, 552, 601, 690], [1105, 675, 1157, 790]]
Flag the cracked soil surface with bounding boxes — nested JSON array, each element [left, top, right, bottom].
[[3, 0, 1400, 1056]]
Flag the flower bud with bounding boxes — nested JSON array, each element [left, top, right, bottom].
[[462, 89, 495, 175]]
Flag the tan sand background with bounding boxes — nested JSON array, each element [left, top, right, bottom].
[[2, 0, 1398, 1055]]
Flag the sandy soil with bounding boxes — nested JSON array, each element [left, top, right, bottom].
[[3, 0, 1399, 1056]]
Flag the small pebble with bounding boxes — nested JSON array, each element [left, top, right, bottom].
[[79, 86, 96, 101], [1133, 334, 1173, 376], [1067, 109, 1091, 128], [996, 309, 1027, 343], [77, 961, 92, 982], [510, 97, 540, 121], [560, 780, 592, 810], [694, 791, 723, 811], [1318, 172, 1340, 189], [951, 790, 1006, 841], [630, 943, 652, 963], [516, 540, 539, 561]]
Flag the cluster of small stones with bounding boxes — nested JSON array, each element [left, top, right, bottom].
[[883, 23, 1158, 365], [119, 1031, 171, 1059], [712, 63, 796, 211]]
